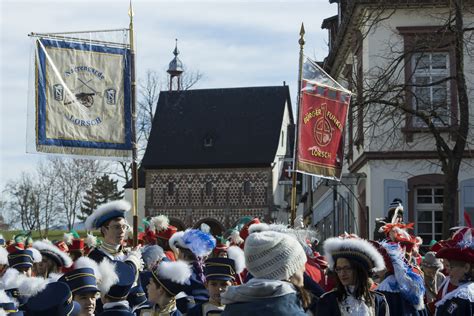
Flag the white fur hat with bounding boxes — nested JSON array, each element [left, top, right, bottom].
[[244, 230, 306, 281], [33, 241, 72, 268], [324, 236, 385, 272], [85, 200, 131, 230]]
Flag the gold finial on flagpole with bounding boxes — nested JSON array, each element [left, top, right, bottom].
[[290, 22, 306, 227]]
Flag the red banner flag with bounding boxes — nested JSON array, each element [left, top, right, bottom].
[[296, 81, 351, 179]]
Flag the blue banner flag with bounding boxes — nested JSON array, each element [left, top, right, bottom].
[[34, 37, 132, 158]]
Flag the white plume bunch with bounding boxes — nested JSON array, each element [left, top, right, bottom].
[[1, 268, 21, 290], [200, 223, 211, 234], [85, 233, 98, 248], [18, 276, 47, 298], [97, 259, 119, 294], [227, 246, 245, 274], [63, 232, 74, 245], [47, 273, 63, 283], [169, 231, 186, 254], [151, 215, 169, 232], [228, 230, 244, 245], [157, 260, 192, 285]]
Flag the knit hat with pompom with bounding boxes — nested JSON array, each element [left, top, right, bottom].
[[244, 230, 306, 281]]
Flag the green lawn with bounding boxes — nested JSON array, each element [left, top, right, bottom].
[[0, 230, 96, 241]]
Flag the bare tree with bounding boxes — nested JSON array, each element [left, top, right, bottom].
[[4, 172, 39, 231], [347, 2, 473, 238], [112, 68, 203, 183], [50, 158, 105, 230]]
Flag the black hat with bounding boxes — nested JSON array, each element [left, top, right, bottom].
[[7, 249, 33, 270], [25, 282, 80, 316], [58, 267, 99, 295], [106, 261, 135, 300], [204, 258, 236, 281]]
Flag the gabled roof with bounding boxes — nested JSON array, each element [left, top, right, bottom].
[[141, 86, 292, 169]]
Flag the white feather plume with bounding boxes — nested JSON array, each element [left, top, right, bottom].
[[227, 246, 245, 274], [0, 268, 21, 290], [200, 223, 211, 234], [74, 256, 101, 279], [157, 260, 192, 285], [29, 247, 43, 263], [0, 247, 7, 265], [151, 215, 169, 232], [63, 232, 74, 245], [97, 259, 118, 294], [229, 230, 244, 245], [18, 276, 47, 297], [33, 240, 73, 268], [169, 231, 186, 254], [85, 233, 98, 248], [47, 272, 63, 282], [0, 290, 12, 303], [324, 237, 385, 272], [85, 200, 131, 230]]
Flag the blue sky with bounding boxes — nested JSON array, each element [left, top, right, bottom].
[[0, 0, 336, 191]]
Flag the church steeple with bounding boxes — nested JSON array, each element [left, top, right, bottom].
[[167, 39, 184, 91]]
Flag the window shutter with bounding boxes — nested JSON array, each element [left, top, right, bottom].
[[384, 179, 408, 222]]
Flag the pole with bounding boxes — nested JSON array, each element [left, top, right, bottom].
[[290, 23, 305, 227], [129, 1, 138, 247]]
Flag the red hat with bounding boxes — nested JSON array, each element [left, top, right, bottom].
[[239, 218, 260, 241], [436, 227, 474, 263], [157, 226, 178, 241], [69, 239, 84, 251], [54, 241, 70, 253], [213, 236, 229, 256]]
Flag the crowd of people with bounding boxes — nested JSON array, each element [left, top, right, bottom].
[[0, 199, 473, 315]]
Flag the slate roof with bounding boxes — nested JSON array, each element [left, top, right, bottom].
[[141, 85, 293, 169]]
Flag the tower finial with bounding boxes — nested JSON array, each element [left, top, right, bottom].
[[167, 39, 184, 91]]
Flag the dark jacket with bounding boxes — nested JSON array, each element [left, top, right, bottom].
[[221, 279, 306, 316], [315, 290, 388, 316], [435, 282, 474, 316], [98, 303, 135, 316], [380, 291, 429, 316]]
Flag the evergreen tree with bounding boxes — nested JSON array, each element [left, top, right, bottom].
[[79, 175, 124, 222]]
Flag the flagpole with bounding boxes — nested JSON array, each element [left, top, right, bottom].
[[290, 23, 305, 227], [128, 1, 139, 247]]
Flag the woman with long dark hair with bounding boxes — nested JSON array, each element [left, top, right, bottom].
[[314, 236, 388, 315]]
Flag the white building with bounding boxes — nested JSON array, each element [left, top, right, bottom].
[[308, 0, 474, 245]]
